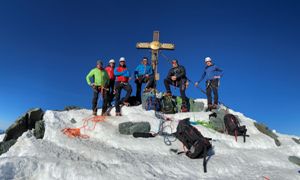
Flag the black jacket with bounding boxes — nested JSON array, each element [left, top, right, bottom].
[[167, 65, 187, 81]]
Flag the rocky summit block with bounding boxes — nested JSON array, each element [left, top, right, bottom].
[[4, 108, 44, 141]]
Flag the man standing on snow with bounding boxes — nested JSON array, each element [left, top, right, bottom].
[[86, 60, 110, 116], [195, 57, 223, 111], [134, 57, 154, 103], [164, 59, 188, 112], [114, 57, 132, 116], [105, 59, 116, 106]]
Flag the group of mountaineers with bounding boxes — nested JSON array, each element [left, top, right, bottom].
[[86, 56, 223, 116]]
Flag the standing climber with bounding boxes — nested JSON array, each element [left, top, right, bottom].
[[134, 57, 154, 103], [195, 57, 223, 111], [164, 59, 188, 112], [86, 60, 110, 116], [114, 57, 132, 116], [105, 59, 116, 106]]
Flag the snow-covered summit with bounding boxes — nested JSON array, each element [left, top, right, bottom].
[[0, 99, 299, 180]]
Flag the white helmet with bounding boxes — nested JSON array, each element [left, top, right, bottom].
[[119, 57, 126, 62], [204, 57, 212, 62], [109, 59, 115, 64]]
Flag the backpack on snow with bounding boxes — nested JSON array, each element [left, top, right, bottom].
[[145, 95, 160, 111], [174, 118, 212, 173], [224, 114, 248, 142], [160, 96, 176, 114]]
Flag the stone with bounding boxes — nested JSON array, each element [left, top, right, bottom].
[[288, 156, 300, 166], [4, 114, 28, 141], [292, 138, 300, 145], [27, 108, 44, 129], [254, 122, 281, 146], [0, 139, 16, 156], [64, 106, 82, 111], [34, 120, 45, 139]]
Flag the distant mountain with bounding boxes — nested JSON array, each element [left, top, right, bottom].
[[0, 129, 4, 134]]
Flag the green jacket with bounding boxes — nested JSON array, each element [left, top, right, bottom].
[[86, 67, 109, 87]]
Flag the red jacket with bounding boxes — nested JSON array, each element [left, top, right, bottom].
[[105, 66, 115, 80], [115, 66, 129, 83]]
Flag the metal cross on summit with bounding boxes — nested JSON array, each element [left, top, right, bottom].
[[136, 31, 175, 81]]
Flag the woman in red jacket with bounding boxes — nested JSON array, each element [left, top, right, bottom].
[[105, 59, 115, 106]]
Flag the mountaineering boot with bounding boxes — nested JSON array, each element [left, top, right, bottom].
[[123, 102, 130, 107], [205, 104, 213, 112], [116, 112, 122, 116], [101, 112, 111, 116], [212, 104, 218, 109]]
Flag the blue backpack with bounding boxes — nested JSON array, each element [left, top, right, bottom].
[[145, 95, 160, 111], [142, 91, 160, 111]]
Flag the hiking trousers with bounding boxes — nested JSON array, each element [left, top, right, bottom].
[[115, 81, 132, 113], [135, 75, 154, 102], [206, 79, 220, 105], [92, 86, 109, 114], [164, 78, 188, 106], [107, 79, 115, 106]]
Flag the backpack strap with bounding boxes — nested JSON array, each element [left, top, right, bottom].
[[203, 144, 208, 173]]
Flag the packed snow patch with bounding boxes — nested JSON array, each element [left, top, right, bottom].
[[0, 99, 299, 180]]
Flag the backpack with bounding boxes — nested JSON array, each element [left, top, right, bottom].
[[176, 96, 189, 112], [145, 95, 160, 111], [224, 114, 248, 142], [142, 91, 155, 109], [174, 118, 212, 173], [160, 96, 176, 114]]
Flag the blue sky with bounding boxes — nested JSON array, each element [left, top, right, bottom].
[[0, 0, 299, 135]]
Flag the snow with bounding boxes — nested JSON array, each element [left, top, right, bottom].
[[0, 134, 5, 142], [0, 99, 299, 180]]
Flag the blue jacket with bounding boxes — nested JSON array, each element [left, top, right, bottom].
[[197, 64, 223, 83], [134, 64, 153, 78]]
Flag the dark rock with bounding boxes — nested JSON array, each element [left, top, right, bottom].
[[4, 114, 29, 141], [288, 156, 300, 166], [208, 109, 228, 133], [64, 106, 82, 111], [27, 108, 44, 129], [34, 120, 45, 139], [70, 118, 77, 124], [254, 122, 281, 146], [4, 108, 45, 142], [292, 138, 300, 145], [0, 139, 16, 156]]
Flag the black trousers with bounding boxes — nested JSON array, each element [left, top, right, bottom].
[[92, 86, 109, 114], [115, 82, 132, 112], [135, 75, 154, 102], [107, 79, 115, 105], [164, 78, 188, 106], [206, 79, 219, 105]]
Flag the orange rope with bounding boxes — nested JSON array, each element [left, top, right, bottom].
[[62, 115, 106, 138]]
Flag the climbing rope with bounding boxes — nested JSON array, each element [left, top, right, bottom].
[[62, 115, 106, 138]]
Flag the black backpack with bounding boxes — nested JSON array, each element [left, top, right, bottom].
[[174, 118, 212, 173], [224, 114, 248, 142], [160, 96, 176, 114]]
